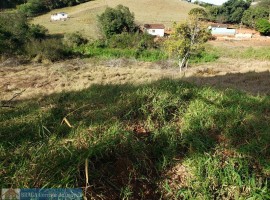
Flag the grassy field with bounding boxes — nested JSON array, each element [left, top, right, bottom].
[[31, 0, 199, 39], [1, 78, 269, 199]]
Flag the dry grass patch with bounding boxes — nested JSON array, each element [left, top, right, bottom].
[[0, 58, 180, 101]]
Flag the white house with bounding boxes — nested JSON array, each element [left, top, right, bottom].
[[50, 12, 68, 21], [143, 24, 165, 37]]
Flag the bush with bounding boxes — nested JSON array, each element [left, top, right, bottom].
[[63, 32, 88, 48], [0, 13, 29, 55], [256, 19, 270, 36], [28, 24, 48, 39], [106, 32, 157, 49], [18, 0, 48, 16], [25, 38, 71, 62]]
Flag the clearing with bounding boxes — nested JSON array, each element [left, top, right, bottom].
[[32, 0, 199, 38]]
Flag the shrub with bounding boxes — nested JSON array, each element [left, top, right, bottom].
[[18, 0, 48, 16], [256, 19, 270, 36], [0, 12, 29, 55], [63, 32, 88, 48], [28, 24, 48, 39], [25, 38, 71, 61], [106, 32, 157, 49]]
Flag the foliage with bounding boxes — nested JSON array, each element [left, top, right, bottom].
[[0, 0, 25, 9], [0, 79, 269, 199], [164, 8, 211, 71], [106, 32, 158, 49], [205, 0, 250, 23], [18, 0, 48, 16], [97, 5, 137, 38], [77, 45, 166, 61], [17, 0, 93, 16], [242, 7, 269, 28], [0, 13, 30, 55], [25, 38, 72, 62], [256, 19, 270, 35], [28, 24, 48, 39], [0, 12, 72, 61], [74, 32, 164, 61], [63, 32, 88, 48]]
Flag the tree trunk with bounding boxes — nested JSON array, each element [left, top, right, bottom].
[[179, 53, 189, 72]]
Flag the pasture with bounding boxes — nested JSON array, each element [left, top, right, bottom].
[[32, 0, 199, 38]]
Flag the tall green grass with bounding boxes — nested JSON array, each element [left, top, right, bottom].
[[208, 45, 270, 60], [76, 46, 167, 62], [0, 79, 269, 199]]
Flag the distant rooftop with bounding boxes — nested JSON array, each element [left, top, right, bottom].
[[144, 24, 165, 29]]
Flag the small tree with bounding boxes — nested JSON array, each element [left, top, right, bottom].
[[97, 5, 137, 38], [164, 8, 211, 72]]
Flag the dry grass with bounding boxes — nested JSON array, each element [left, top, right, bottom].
[[31, 0, 199, 39], [183, 58, 270, 95], [0, 58, 180, 101], [2, 57, 270, 102]]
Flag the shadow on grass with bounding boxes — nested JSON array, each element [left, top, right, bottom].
[[0, 75, 270, 198]]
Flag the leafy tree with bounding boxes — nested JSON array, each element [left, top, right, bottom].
[[164, 8, 211, 72], [206, 0, 250, 23], [257, 0, 270, 21], [242, 7, 269, 28], [255, 19, 270, 35], [97, 5, 137, 38]]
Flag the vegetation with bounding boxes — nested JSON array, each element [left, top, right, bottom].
[[0, 12, 73, 61], [97, 5, 137, 38], [256, 19, 270, 35], [0, 79, 269, 199], [0, 0, 25, 9], [17, 0, 94, 16], [164, 8, 211, 71], [206, 0, 250, 23], [242, 7, 269, 28]]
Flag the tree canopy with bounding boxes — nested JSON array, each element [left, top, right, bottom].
[[97, 5, 137, 38], [206, 0, 250, 23]]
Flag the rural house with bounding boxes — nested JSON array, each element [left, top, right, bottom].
[[143, 24, 165, 37], [50, 12, 68, 21]]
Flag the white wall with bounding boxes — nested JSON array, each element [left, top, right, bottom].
[[50, 13, 68, 21], [146, 28, 165, 37]]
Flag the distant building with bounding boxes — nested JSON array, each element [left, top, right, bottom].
[[208, 25, 236, 36], [50, 12, 68, 21], [143, 24, 165, 37]]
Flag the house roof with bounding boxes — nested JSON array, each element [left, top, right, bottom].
[[144, 24, 165, 29]]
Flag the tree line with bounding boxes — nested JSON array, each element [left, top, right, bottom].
[[0, 0, 93, 16], [205, 0, 270, 35]]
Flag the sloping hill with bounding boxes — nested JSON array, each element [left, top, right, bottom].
[[32, 0, 199, 38]]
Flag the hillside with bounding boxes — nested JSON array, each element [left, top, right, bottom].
[[32, 0, 200, 38]]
